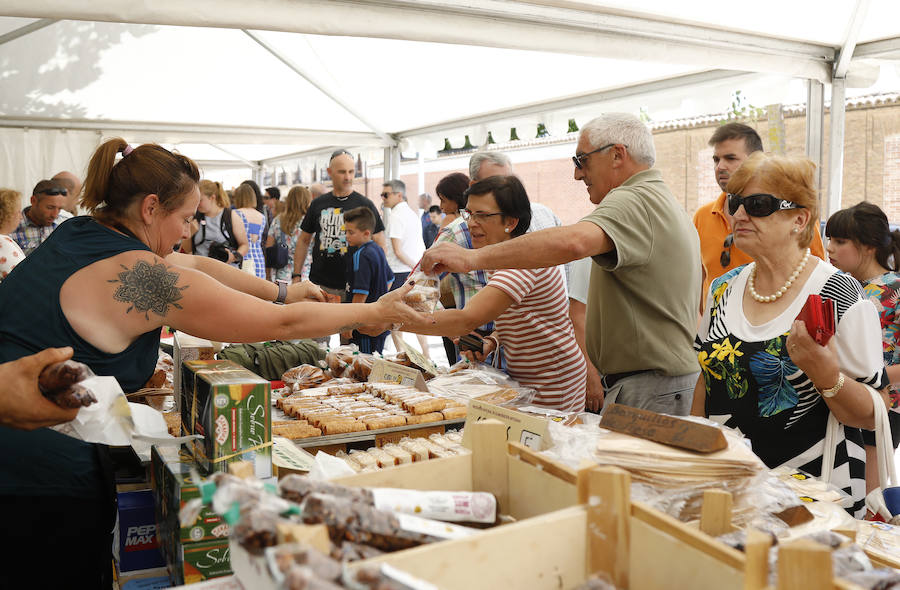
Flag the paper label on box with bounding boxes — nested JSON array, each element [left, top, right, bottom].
[[368, 359, 428, 391], [461, 400, 549, 450], [398, 339, 439, 376], [371, 488, 496, 523], [272, 436, 316, 472], [394, 513, 478, 540]]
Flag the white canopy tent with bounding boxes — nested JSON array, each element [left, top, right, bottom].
[[2, 0, 900, 214]]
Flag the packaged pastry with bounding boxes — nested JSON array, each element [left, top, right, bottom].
[[279, 474, 371, 505], [401, 271, 440, 313], [419, 438, 457, 459], [283, 566, 344, 590], [365, 447, 399, 468], [381, 444, 413, 465], [300, 493, 450, 551], [404, 397, 447, 415], [267, 543, 342, 581], [319, 419, 366, 435], [327, 383, 368, 395], [398, 438, 429, 462], [348, 450, 379, 471], [325, 345, 358, 378], [349, 354, 376, 381], [38, 360, 97, 408], [330, 540, 385, 562], [363, 415, 408, 430], [335, 451, 364, 473], [441, 405, 467, 420], [406, 412, 444, 425], [283, 364, 331, 389], [233, 506, 280, 555]]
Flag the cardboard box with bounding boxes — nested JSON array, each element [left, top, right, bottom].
[[116, 490, 166, 573], [180, 359, 272, 479], [173, 333, 217, 413], [151, 445, 230, 551], [170, 539, 233, 586], [116, 567, 170, 590]]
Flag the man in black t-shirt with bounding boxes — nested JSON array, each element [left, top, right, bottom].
[[293, 149, 385, 293]]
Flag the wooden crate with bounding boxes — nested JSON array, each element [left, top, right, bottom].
[[332, 419, 580, 520], [353, 464, 892, 590]]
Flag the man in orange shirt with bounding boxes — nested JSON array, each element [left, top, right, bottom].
[[693, 123, 825, 309]]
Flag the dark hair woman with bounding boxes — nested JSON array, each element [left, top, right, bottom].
[[826, 201, 900, 490], [435, 172, 470, 229], [402, 175, 586, 412]]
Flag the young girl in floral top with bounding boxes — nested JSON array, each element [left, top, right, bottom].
[[826, 201, 900, 491]]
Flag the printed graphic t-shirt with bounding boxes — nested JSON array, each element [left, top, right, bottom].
[[862, 271, 900, 412], [300, 191, 384, 289]]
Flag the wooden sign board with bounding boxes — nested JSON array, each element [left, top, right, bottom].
[[369, 358, 429, 392], [398, 339, 440, 377], [461, 399, 550, 451], [600, 403, 727, 453]]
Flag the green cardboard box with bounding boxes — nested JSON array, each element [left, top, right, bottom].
[[180, 359, 272, 479], [150, 445, 230, 550], [169, 538, 232, 586]]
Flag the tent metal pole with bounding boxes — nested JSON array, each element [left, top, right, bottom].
[[0, 18, 56, 46], [826, 79, 846, 222], [805, 80, 825, 216]]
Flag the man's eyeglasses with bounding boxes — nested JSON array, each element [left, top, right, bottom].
[[460, 209, 503, 223], [572, 143, 625, 170], [380, 192, 392, 199], [720, 233, 734, 268], [726, 193, 805, 217], [38, 188, 67, 196]]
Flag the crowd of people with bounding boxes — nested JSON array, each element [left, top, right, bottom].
[[0, 113, 899, 584]]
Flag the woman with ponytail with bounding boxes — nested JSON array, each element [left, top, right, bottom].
[[0, 138, 427, 587], [826, 202, 900, 491]]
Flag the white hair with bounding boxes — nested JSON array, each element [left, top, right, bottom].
[[581, 113, 656, 168], [468, 151, 512, 181]]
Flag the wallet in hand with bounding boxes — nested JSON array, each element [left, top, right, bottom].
[[796, 294, 836, 346], [458, 333, 485, 352]]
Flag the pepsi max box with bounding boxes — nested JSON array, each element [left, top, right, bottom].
[[116, 490, 165, 573]]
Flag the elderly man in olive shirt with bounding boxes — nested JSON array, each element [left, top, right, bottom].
[[422, 113, 701, 415]]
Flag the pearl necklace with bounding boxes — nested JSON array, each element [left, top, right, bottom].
[[748, 248, 810, 303]]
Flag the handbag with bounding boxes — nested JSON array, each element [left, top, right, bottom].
[[264, 234, 290, 269], [821, 383, 897, 519]]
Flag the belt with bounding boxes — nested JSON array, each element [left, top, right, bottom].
[[601, 370, 650, 389]]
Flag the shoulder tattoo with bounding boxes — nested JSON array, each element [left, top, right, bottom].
[[108, 260, 188, 319]]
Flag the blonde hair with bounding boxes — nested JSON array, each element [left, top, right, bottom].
[[199, 179, 230, 208], [231, 183, 257, 209], [0, 189, 22, 229], [726, 152, 818, 248], [278, 186, 311, 234]]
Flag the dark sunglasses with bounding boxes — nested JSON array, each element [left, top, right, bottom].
[[572, 143, 626, 170], [38, 188, 67, 196], [380, 192, 392, 198], [726, 193, 804, 217], [720, 233, 734, 268]]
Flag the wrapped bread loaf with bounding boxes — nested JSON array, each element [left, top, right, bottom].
[[403, 396, 447, 415], [282, 364, 331, 389], [38, 360, 97, 408], [300, 493, 441, 551], [441, 405, 467, 420], [279, 474, 371, 505]]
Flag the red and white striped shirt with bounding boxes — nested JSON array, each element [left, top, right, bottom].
[[488, 266, 587, 413]]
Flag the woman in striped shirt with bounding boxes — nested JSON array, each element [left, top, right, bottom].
[[407, 176, 586, 412]]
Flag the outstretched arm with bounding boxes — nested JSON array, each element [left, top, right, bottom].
[[421, 222, 612, 275], [0, 347, 79, 430]]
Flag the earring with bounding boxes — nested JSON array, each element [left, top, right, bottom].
[[792, 227, 799, 234], [504, 228, 510, 233]]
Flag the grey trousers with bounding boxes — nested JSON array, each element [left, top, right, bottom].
[[601, 370, 699, 416]]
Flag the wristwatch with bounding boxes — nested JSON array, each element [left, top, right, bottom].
[[274, 280, 288, 305], [818, 373, 845, 398]]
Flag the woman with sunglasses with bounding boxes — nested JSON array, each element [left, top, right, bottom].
[[825, 202, 900, 491], [404, 175, 587, 412], [692, 152, 889, 518]]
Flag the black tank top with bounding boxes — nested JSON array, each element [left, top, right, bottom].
[[0, 216, 161, 497]]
